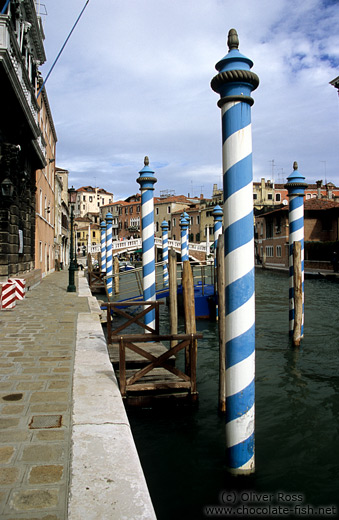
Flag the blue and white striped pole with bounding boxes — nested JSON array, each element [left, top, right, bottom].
[[137, 157, 157, 330], [180, 216, 189, 262], [285, 162, 307, 338], [100, 220, 106, 273], [161, 220, 169, 288], [105, 212, 113, 299], [212, 205, 223, 266], [212, 204, 223, 321], [183, 210, 190, 244], [211, 28, 259, 475]]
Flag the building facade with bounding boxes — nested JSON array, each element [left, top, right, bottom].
[[75, 186, 113, 218], [0, 0, 47, 281]]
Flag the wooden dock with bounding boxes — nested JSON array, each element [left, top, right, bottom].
[[106, 301, 202, 405]]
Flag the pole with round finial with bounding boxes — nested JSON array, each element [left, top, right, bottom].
[[100, 220, 106, 273], [180, 216, 189, 262], [161, 220, 169, 287], [105, 212, 113, 299], [137, 156, 157, 331], [211, 28, 259, 475], [284, 162, 307, 340]]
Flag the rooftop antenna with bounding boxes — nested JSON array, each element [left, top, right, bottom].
[[320, 161, 327, 185], [37, 0, 90, 98]]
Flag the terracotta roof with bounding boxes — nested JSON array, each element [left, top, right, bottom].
[[76, 186, 113, 195], [305, 198, 339, 210]]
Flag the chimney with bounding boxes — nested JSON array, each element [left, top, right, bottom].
[[326, 183, 333, 200], [316, 180, 322, 199], [200, 193, 203, 199]]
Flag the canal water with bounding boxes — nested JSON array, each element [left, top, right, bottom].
[[123, 269, 339, 519]]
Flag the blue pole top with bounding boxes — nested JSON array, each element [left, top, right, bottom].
[[137, 156, 157, 190], [105, 212, 113, 223], [100, 220, 106, 229], [211, 28, 259, 106], [285, 161, 308, 195], [180, 216, 189, 230], [161, 220, 169, 231], [215, 28, 253, 74], [212, 204, 223, 220]]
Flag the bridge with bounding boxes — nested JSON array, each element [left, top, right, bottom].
[[89, 237, 208, 263]]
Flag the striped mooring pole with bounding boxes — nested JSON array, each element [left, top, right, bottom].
[[161, 220, 169, 287], [212, 204, 223, 265], [105, 212, 113, 298], [137, 156, 157, 330], [212, 204, 223, 321], [180, 216, 189, 262], [211, 28, 259, 474], [100, 220, 106, 273], [285, 162, 307, 338]]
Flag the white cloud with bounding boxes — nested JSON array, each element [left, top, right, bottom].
[[40, 0, 339, 200]]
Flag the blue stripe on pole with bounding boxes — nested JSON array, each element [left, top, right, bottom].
[[290, 217, 304, 233], [143, 260, 155, 278], [222, 103, 251, 144], [142, 211, 154, 229], [223, 156, 253, 201], [227, 433, 255, 469], [226, 325, 255, 367], [224, 213, 254, 254], [143, 235, 155, 253], [226, 380, 254, 422], [226, 269, 255, 314]]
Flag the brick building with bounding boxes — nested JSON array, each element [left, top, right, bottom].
[[255, 198, 339, 269]]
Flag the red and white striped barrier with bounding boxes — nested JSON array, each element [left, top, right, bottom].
[[8, 278, 26, 300], [1, 282, 16, 310]]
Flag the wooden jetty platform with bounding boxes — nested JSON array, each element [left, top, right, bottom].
[[106, 300, 202, 405]]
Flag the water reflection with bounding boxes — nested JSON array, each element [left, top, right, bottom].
[[122, 270, 339, 519]]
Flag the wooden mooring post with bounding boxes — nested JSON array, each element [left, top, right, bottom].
[[168, 248, 178, 348], [216, 235, 226, 413], [293, 241, 303, 347], [182, 260, 196, 375], [114, 256, 120, 295]]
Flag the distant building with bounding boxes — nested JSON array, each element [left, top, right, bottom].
[[54, 167, 70, 269], [75, 186, 113, 218], [255, 198, 339, 269]]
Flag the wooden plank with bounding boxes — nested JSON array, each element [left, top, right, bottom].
[[109, 333, 203, 343], [293, 240, 303, 347], [108, 342, 173, 365]]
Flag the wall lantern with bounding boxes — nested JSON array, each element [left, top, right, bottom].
[[1, 177, 15, 198]]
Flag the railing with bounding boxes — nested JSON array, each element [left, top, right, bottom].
[[106, 301, 163, 338], [89, 237, 209, 256], [111, 332, 202, 397]]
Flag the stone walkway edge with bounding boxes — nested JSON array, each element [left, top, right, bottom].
[[69, 272, 156, 519]]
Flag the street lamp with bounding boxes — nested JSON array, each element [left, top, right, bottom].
[[67, 186, 77, 292], [74, 222, 78, 271]]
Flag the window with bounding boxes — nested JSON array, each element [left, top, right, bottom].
[[130, 207, 133, 214], [137, 205, 140, 213], [276, 245, 282, 257], [39, 189, 42, 214], [266, 218, 273, 239], [172, 218, 176, 227], [92, 231, 95, 238], [275, 216, 281, 234], [253, 193, 258, 200], [267, 193, 273, 200], [275, 193, 281, 202], [196, 215, 200, 225], [168, 220, 171, 231], [83, 196, 86, 201], [173, 234, 176, 240], [167, 206, 171, 214], [89, 196, 93, 202], [306, 194, 311, 200], [156, 222, 159, 232], [39, 241, 42, 262], [83, 205, 85, 210], [124, 222, 128, 229], [196, 232, 200, 242], [155, 207, 159, 215], [265, 246, 274, 257], [125, 208, 128, 214]]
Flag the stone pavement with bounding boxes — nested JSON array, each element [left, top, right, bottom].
[[0, 269, 156, 520], [0, 270, 89, 519]]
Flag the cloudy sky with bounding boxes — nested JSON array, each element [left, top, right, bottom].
[[39, 0, 339, 201]]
